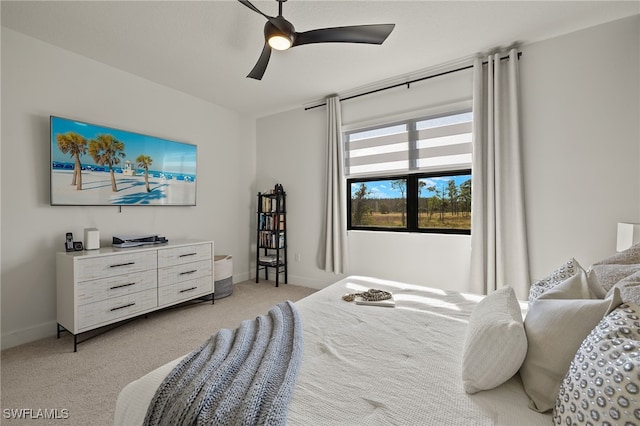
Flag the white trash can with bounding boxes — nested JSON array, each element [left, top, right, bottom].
[[213, 255, 233, 299]]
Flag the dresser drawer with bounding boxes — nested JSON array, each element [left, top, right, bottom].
[[157, 243, 212, 268], [158, 276, 213, 307], [158, 259, 212, 287], [76, 270, 157, 305], [75, 251, 157, 281], [78, 288, 157, 332]]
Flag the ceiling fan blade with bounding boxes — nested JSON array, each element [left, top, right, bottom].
[[293, 24, 395, 47], [247, 43, 272, 80], [238, 1, 292, 37], [238, 0, 272, 20]]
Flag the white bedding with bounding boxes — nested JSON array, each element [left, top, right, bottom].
[[114, 276, 552, 425]]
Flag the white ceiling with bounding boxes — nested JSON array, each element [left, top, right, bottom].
[[2, 1, 639, 117]]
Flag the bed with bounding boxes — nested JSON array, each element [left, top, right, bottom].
[[114, 275, 553, 425]]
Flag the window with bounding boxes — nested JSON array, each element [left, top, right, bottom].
[[345, 109, 472, 234], [348, 171, 471, 233]]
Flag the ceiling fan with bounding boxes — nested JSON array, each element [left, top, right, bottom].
[[238, 0, 395, 80]]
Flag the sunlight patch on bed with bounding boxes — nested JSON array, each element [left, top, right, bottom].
[[394, 294, 461, 311], [459, 292, 485, 303], [344, 282, 374, 292], [345, 276, 449, 295], [394, 305, 469, 323]]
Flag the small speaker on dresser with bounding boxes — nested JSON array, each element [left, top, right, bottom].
[[84, 228, 100, 250]]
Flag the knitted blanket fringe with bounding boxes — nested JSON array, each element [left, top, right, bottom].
[[143, 301, 304, 426]]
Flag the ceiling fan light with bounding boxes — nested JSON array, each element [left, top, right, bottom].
[[268, 34, 292, 50]]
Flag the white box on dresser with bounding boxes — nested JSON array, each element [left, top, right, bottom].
[[56, 239, 214, 351]]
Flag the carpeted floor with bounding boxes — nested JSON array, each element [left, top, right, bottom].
[[0, 280, 316, 426]]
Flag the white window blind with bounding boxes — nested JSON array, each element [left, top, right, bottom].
[[345, 110, 472, 177]]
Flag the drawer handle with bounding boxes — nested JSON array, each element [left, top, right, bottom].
[[110, 302, 135, 311], [179, 270, 197, 276], [179, 286, 198, 293], [179, 253, 197, 258], [109, 282, 136, 290], [110, 262, 135, 268]]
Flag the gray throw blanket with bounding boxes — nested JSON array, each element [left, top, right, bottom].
[[143, 301, 303, 426]]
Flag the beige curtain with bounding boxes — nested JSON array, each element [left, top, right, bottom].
[[321, 95, 348, 273], [470, 48, 530, 299]]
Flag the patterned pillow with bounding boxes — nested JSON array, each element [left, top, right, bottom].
[[529, 258, 580, 303], [554, 302, 640, 424]]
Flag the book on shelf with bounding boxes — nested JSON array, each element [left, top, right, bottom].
[[354, 295, 396, 307], [258, 231, 285, 248], [258, 214, 285, 231], [261, 195, 283, 213]]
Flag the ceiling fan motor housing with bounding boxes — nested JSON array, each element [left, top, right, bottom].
[[265, 17, 295, 50]]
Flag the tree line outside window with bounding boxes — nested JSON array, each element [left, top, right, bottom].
[[348, 170, 471, 234]]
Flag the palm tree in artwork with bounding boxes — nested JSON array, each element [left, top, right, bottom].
[[136, 155, 153, 192], [56, 132, 87, 190], [88, 134, 126, 192]]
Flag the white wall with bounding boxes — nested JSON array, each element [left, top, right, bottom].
[[521, 15, 640, 279], [0, 28, 254, 349], [255, 106, 335, 288], [256, 15, 640, 292]]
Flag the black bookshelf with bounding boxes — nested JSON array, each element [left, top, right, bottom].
[[256, 186, 287, 287]]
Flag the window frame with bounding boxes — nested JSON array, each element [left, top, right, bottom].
[[347, 169, 472, 235]]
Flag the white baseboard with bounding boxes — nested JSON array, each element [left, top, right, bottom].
[[232, 272, 250, 283], [286, 274, 339, 290], [1, 320, 57, 351], [249, 270, 341, 290]]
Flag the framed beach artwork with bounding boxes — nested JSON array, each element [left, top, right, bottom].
[[50, 116, 197, 206]]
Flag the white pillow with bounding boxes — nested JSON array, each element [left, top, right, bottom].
[[520, 274, 622, 412], [462, 286, 527, 394]]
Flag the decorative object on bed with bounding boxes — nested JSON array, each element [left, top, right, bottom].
[[342, 289, 395, 306], [341, 288, 392, 302], [520, 275, 623, 412], [617, 222, 640, 252], [143, 301, 302, 426], [554, 302, 640, 424], [528, 258, 580, 303], [462, 286, 527, 394]]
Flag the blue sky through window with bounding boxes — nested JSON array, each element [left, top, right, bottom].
[[351, 174, 471, 199]]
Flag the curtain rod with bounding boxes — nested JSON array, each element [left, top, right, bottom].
[[304, 51, 522, 111]]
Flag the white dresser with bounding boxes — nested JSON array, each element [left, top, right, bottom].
[[56, 240, 214, 351]]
